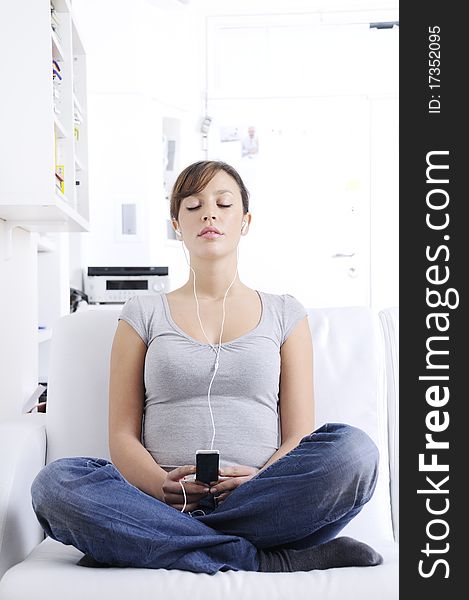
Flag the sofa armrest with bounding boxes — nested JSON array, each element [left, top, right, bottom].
[[379, 307, 399, 543], [0, 414, 47, 579]]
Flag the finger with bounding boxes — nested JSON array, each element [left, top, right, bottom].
[[165, 485, 210, 502], [187, 487, 211, 498], [168, 465, 196, 481], [211, 474, 255, 495], [168, 501, 199, 513], [210, 476, 230, 486], [210, 483, 231, 495], [214, 492, 231, 507], [164, 487, 207, 503], [210, 477, 242, 494], [176, 477, 206, 488], [219, 465, 257, 477], [180, 481, 211, 495]]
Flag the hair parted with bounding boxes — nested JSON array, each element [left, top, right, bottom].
[[170, 160, 250, 221]]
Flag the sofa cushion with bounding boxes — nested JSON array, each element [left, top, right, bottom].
[[0, 537, 398, 600], [306, 308, 393, 544], [45, 308, 119, 465]]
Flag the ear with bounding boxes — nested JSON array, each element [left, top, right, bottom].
[[241, 213, 252, 235], [172, 219, 181, 236]]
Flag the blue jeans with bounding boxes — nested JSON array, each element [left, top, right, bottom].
[[31, 423, 379, 574]]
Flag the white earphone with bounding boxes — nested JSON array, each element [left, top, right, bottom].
[[176, 219, 247, 513]]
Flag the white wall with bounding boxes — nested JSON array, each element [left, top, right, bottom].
[[0, 223, 38, 421]]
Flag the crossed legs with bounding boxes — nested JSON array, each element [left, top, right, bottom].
[[31, 423, 380, 574]]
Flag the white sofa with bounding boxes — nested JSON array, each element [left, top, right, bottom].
[[0, 305, 399, 600]]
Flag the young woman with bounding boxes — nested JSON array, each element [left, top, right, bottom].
[[31, 160, 383, 574]]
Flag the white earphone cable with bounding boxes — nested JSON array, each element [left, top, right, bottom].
[[179, 480, 188, 513], [177, 221, 243, 510], [181, 242, 239, 451]]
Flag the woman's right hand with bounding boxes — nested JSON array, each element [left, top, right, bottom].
[[162, 465, 211, 512]]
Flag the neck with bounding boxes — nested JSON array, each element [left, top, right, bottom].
[[183, 255, 244, 300]]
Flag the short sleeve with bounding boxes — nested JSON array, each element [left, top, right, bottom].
[[118, 295, 149, 345], [281, 294, 308, 345]]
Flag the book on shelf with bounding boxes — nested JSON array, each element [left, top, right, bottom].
[[74, 112, 83, 127], [52, 59, 63, 113], [52, 61, 62, 86], [55, 165, 65, 194], [52, 59, 61, 73]]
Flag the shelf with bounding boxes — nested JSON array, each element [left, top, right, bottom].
[[1, 2, 89, 236], [0, 196, 89, 232]]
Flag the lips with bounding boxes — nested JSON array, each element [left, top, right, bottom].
[[198, 226, 223, 236]]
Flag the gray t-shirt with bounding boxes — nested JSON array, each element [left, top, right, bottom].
[[118, 291, 308, 471]]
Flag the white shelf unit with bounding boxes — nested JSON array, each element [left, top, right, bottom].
[[0, 0, 89, 234], [0, 1, 90, 387]]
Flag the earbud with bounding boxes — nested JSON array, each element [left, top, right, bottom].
[[175, 228, 182, 239]]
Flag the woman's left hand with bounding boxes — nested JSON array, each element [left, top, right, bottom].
[[210, 465, 259, 505]]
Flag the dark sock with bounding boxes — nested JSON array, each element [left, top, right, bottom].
[[77, 554, 113, 568], [258, 536, 383, 572]]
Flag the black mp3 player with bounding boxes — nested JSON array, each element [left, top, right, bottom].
[[196, 450, 220, 485]]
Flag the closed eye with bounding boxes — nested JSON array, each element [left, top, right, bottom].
[[186, 204, 232, 211]]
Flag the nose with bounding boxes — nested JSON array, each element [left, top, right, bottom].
[[202, 214, 217, 222]]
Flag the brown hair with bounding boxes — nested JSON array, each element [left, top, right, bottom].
[[170, 160, 249, 221]]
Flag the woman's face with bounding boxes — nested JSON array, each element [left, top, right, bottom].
[[174, 170, 250, 257]]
